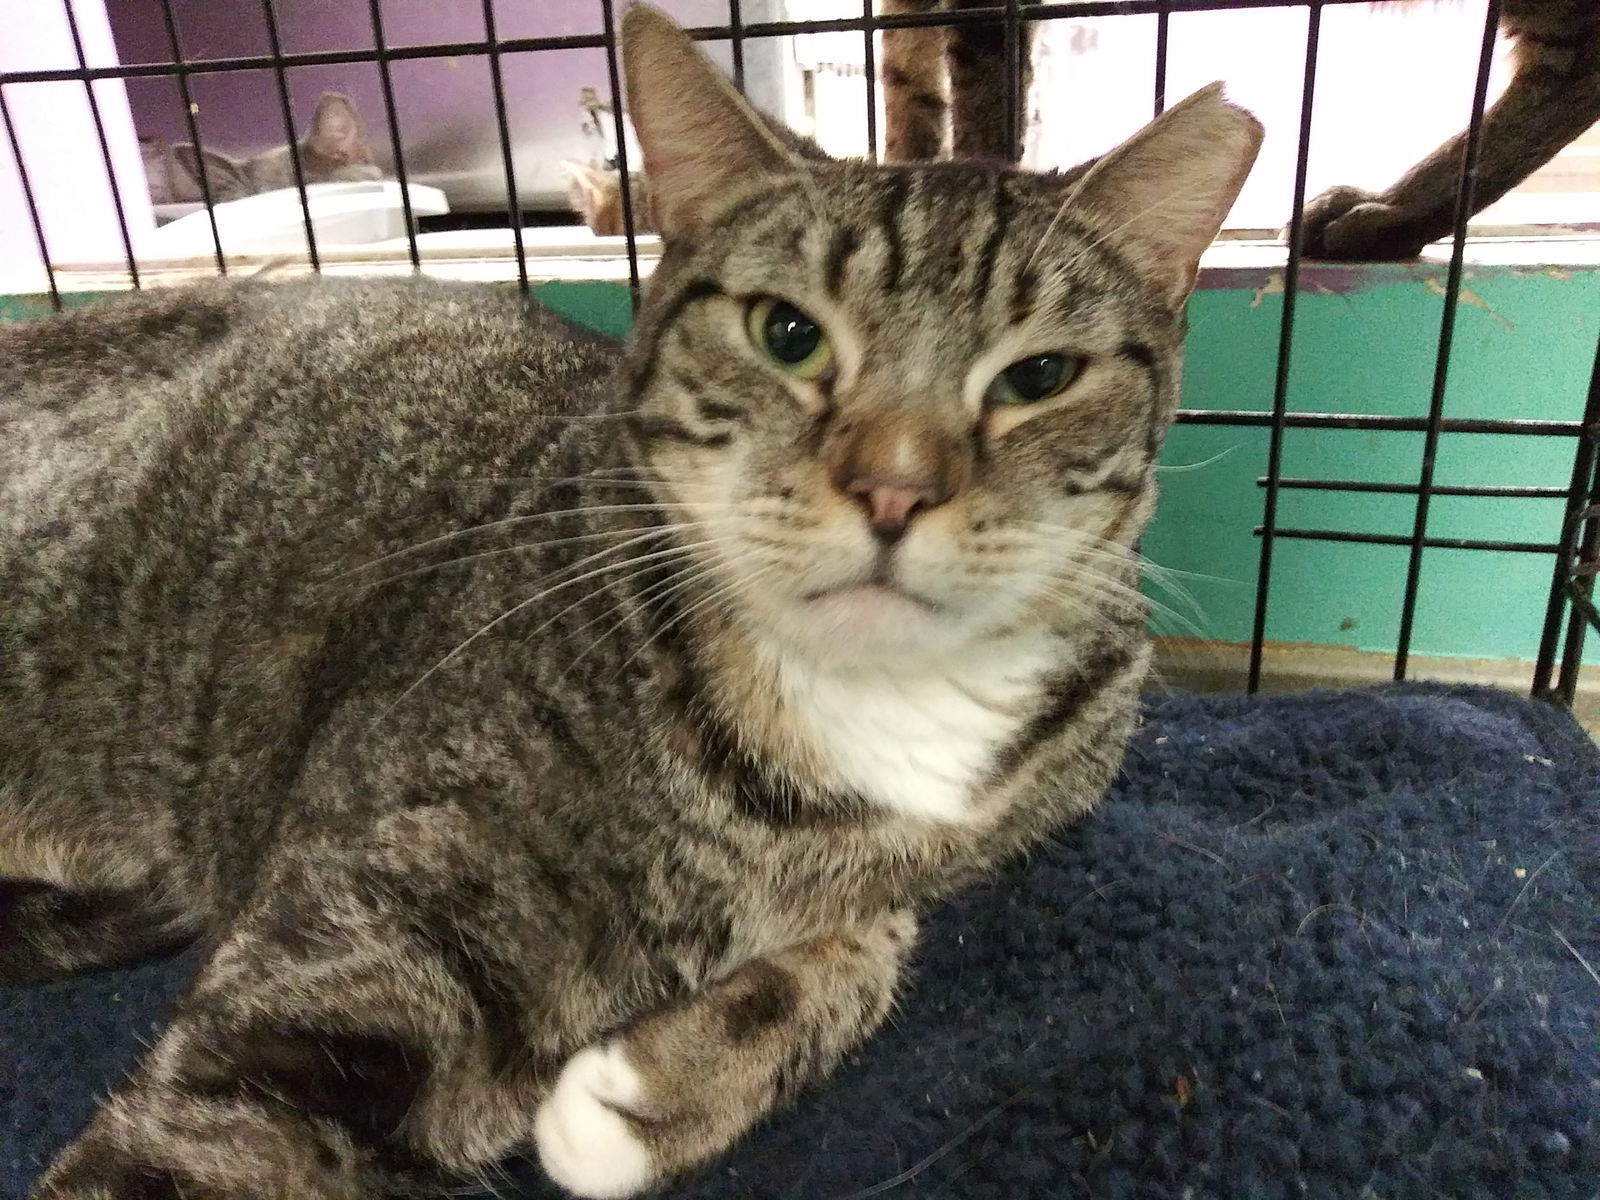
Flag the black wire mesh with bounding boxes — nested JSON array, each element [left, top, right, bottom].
[[2, 0, 1595, 706], [860, 1, 879, 158], [156, 0, 227, 275], [260, 0, 322, 271], [1245, 0, 1321, 693], [1390, 0, 1503, 682], [61, 0, 140, 289], [365, 0, 421, 271], [481, 0, 529, 293]]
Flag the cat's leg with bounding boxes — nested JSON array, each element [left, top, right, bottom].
[[31, 848, 545, 1200], [534, 909, 916, 1199], [1303, 17, 1600, 260], [0, 799, 202, 982], [946, 0, 1034, 162], [0, 879, 199, 984], [881, 0, 949, 162]]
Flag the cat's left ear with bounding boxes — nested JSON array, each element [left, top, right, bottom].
[[621, 4, 790, 238], [307, 92, 373, 165], [1066, 83, 1263, 309]]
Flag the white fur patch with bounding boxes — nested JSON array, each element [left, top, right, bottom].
[[774, 636, 1054, 823], [534, 1042, 656, 1200]]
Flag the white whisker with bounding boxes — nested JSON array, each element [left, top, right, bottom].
[[328, 502, 747, 583], [362, 522, 714, 588], [379, 536, 742, 720], [1154, 444, 1240, 474]]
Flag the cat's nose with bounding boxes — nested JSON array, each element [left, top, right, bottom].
[[839, 475, 946, 544], [823, 417, 968, 544]]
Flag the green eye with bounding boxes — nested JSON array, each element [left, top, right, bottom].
[[747, 298, 833, 380], [988, 353, 1082, 405]]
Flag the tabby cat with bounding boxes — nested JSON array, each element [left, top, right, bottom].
[[881, 0, 1600, 260], [140, 91, 382, 208], [2, 7, 1261, 1199]]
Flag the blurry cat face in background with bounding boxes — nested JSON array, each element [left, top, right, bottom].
[[140, 92, 382, 209], [563, 160, 656, 236]]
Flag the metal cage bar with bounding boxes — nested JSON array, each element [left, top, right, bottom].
[[259, 0, 321, 271], [861, 0, 880, 159], [0, 85, 62, 311], [1391, 0, 1503, 682], [60, 0, 139, 289], [1153, 1, 1170, 117], [365, 0, 420, 272], [599, 0, 642, 305], [1178, 411, 1582, 437], [481, 0, 528, 294], [1260, 479, 1569, 500], [1004, 0, 1023, 160], [157, 0, 227, 275], [1555, 486, 1600, 706], [1261, 529, 1559, 555], [1534, 335, 1600, 702], [729, 0, 747, 93], [1246, 0, 1322, 694]]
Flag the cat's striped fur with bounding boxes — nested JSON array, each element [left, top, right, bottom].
[[3, 8, 1260, 1198]]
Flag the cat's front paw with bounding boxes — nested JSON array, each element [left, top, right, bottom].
[[1300, 185, 1429, 261], [535, 1042, 658, 1199]]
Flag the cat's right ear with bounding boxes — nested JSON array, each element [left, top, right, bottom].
[[620, 4, 790, 238], [1066, 83, 1263, 309]]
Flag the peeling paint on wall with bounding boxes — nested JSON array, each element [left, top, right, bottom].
[[1249, 272, 1285, 309], [1424, 278, 1514, 330]]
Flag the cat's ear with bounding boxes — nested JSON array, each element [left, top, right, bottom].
[[1066, 83, 1263, 308], [306, 92, 373, 165], [620, 4, 790, 237]]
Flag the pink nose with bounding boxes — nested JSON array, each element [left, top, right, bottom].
[[841, 477, 943, 544]]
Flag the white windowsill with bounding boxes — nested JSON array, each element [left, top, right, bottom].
[[6, 225, 1600, 299]]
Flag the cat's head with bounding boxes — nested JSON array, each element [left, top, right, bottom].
[[301, 92, 381, 181], [564, 161, 657, 237], [618, 6, 1260, 664]]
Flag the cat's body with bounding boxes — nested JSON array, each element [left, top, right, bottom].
[[3, 10, 1261, 1198], [140, 92, 382, 208], [0, 273, 1096, 995], [570, 1, 1599, 261]]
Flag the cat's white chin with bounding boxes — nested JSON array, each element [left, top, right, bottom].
[[792, 582, 948, 650]]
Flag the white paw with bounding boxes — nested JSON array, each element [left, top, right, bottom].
[[535, 1041, 657, 1199]]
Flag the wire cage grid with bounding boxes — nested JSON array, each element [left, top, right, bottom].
[[3, 0, 1598, 705]]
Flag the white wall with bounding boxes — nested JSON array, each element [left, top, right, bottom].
[[0, 0, 153, 293]]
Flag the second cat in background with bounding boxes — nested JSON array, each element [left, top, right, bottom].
[[141, 91, 383, 209]]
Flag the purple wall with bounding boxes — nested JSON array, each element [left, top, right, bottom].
[[105, 0, 750, 210]]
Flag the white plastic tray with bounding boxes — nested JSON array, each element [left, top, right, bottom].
[[145, 180, 450, 258]]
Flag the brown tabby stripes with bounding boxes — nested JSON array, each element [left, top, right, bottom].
[[7, 10, 1261, 1199]]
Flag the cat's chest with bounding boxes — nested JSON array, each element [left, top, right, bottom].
[[774, 642, 1055, 824]]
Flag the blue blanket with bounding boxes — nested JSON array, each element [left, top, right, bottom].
[[5, 684, 1597, 1199]]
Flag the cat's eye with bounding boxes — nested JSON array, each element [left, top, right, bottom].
[[986, 353, 1083, 406], [746, 298, 833, 380]]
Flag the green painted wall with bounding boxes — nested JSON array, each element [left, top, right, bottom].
[[1156, 267, 1598, 663], [8, 263, 1596, 664]]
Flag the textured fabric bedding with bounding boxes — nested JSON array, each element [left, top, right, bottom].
[[5, 683, 1597, 1199]]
